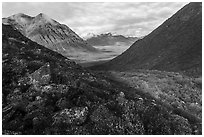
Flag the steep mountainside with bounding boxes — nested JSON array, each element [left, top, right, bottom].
[[2, 24, 201, 135], [2, 13, 97, 56], [86, 32, 139, 46], [93, 3, 202, 77]]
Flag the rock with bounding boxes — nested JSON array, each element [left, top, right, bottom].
[[41, 85, 53, 93], [53, 107, 88, 126], [29, 62, 51, 86], [134, 98, 146, 112], [18, 74, 32, 86], [116, 92, 128, 106], [41, 84, 70, 97], [16, 63, 51, 92], [36, 96, 42, 101]]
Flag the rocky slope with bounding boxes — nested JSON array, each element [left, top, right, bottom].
[[92, 2, 202, 77], [2, 24, 202, 135], [2, 13, 97, 57], [86, 32, 139, 46]]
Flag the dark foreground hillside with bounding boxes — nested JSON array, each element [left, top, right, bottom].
[[2, 24, 202, 135], [92, 2, 202, 77]]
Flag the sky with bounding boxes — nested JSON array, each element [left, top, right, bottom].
[[2, 2, 188, 38]]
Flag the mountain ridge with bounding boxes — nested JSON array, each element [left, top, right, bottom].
[[3, 13, 97, 57], [86, 32, 139, 46]]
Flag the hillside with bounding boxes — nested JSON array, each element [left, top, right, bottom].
[[2, 24, 202, 135], [92, 2, 202, 77], [86, 32, 139, 46], [2, 13, 97, 57]]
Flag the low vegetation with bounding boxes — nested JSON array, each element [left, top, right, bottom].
[[109, 70, 202, 119]]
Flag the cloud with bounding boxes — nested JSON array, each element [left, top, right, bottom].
[[2, 2, 188, 38]]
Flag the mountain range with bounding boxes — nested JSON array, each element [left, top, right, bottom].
[[92, 2, 202, 77], [2, 13, 97, 57], [86, 32, 139, 46]]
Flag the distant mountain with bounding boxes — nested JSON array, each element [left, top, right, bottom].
[[86, 32, 139, 46], [2, 13, 97, 57], [2, 24, 201, 135], [83, 32, 97, 39], [92, 2, 202, 77]]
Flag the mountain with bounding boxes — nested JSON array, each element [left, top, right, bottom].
[[86, 32, 139, 46], [2, 24, 201, 135], [83, 32, 97, 39], [2, 13, 97, 57], [92, 3, 202, 77]]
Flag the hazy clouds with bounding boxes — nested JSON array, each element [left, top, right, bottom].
[[2, 2, 187, 38]]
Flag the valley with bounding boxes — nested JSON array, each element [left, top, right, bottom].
[[76, 33, 137, 65], [76, 43, 131, 65]]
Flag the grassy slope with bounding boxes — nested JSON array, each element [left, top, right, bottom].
[[101, 70, 202, 120]]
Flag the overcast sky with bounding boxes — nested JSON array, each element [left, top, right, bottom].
[[2, 2, 188, 38]]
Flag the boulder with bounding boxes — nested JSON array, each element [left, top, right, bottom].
[[29, 62, 51, 86], [53, 107, 88, 126]]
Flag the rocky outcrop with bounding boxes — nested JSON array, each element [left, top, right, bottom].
[[53, 107, 88, 126]]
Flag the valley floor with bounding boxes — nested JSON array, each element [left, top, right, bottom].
[[67, 45, 131, 64], [79, 59, 110, 68]]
